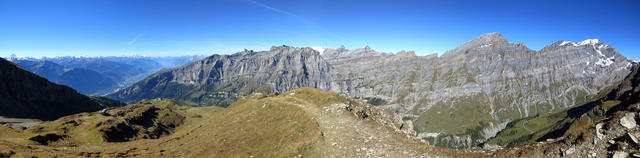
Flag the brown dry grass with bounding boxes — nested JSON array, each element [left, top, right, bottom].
[[0, 88, 480, 157]]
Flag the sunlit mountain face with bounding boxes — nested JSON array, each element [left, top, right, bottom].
[[0, 0, 639, 157]]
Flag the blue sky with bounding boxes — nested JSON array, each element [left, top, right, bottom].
[[1, 0, 639, 59]]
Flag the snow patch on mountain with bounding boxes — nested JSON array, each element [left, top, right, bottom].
[[596, 56, 615, 67], [578, 39, 601, 45], [559, 41, 576, 47], [558, 39, 615, 67], [480, 44, 493, 48], [559, 39, 609, 48]]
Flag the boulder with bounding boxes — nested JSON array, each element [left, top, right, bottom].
[[621, 112, 637, 129], [400, 120, 416, 136], [596, 123, 605, 140], [613, 151, 629, 158], [627, 133, 639, 146]]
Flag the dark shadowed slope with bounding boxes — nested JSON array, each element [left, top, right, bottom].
[[0, 58, 103, 120]]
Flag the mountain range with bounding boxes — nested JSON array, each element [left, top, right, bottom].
[[0, 58, 109, 120], [108, 33, 636, 148], [2, 32, 640, 157], [7, 55, 205, 95]]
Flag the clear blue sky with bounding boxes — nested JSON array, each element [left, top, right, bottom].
[[1, 0, 639, 59]]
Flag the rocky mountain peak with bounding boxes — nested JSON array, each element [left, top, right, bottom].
[[559, 39, 605, 47], [352, 45, 377, 53], [546, 39, 608, 50], [270, 45, 296, 51], [334, 45, 348, 52], [363, 45, 372, 51], [395, 50, 416, 57], [471, 32, 509, 46], [541, 39, 621, 66], [441, 32, 512, 57]]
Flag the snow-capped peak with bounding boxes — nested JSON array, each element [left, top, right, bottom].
[[554, 39, 616, 67], [5, 54, 44, 61], [558, 41, 573, 46], [577, 39, 601, 45], [558, 39, 606, 47]]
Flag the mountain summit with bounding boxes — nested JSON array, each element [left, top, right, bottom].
[[459, 33, 509, 49], [468, 32, 509, 46]]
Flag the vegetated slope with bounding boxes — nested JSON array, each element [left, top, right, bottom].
[[0, 58, 103, 121], [485, 99, 619, 147], [109, 33, 634, 148], [88, 96, 127, 107], [0, 98, 223, 157], [0, 88, 474, 157], [1, 99, 193, 145], [486, 63, 640, 147], [480, 64, 640, 157], [144, 87, 448, 157]]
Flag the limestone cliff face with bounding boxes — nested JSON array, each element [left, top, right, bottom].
[[109, 46, 331, 106], [322, 33, 632, 148], [0, 58, 103, 121], [109, 33, 634, 148]]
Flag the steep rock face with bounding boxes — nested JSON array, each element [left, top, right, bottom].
[[482, 65, 640, 157], [109, 46, 331, 106], [0, 58, 103, 120], [109, 33, 634, 148], [322, 33, 632, 148]]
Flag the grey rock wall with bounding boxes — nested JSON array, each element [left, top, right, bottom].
[[109, 33, 634, 148]]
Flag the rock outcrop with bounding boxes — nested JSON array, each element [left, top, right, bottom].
[[100, 98, 186, 142], [620, 112, 636, 129]]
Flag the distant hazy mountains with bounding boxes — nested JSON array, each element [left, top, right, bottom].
[[109, 33, 636, 148], [8, 55, 204, 95], [0, 58, 105, 120]]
